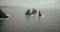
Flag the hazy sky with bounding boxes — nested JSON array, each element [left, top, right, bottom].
[[0, 0, 60, 8]]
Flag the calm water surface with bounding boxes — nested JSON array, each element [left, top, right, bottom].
[[0, 7, 60, 32]]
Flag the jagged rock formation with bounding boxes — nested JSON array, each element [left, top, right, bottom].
[[31, 8, 37, 14], [39, 11, 41, 16], [25, 9, 31, 15], [0, 9, 9, 18]]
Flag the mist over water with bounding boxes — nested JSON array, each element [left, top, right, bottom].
[[0, 7, 59, 32], [0, 0, 60, 32]]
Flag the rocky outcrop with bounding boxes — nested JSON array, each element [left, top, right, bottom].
[[25, 9, 31, 15], [0, 9, 9, 18], [31, 8, 37, 14], [39, 11, 41, 16]]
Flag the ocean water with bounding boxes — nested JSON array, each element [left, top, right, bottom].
[[0, 7, 60, 32]]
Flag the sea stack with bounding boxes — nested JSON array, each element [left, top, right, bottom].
[[25, 9, 31, 15], [0, 9, 9, 18], [31, 8, 37, 14], [39, 11, 41, 16]]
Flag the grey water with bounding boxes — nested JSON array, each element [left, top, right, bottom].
[[0, 7, 60, 32]]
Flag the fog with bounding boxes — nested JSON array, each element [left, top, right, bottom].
[[0, 0, 60, 8], [0, 0, 60, 32]]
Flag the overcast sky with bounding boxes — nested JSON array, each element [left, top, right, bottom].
[[0, 0, 60, 8]]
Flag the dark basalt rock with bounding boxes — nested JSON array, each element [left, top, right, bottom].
[[31, 8, 37, 14], [0, 9, 9, 18], [25, 9, 31, 15], [39, 11, 41, 16]]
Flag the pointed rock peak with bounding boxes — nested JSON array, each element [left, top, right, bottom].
[[0, 9, 9, 18], [39, 11, 41, 16], [25, 9, 31, 15], [31, 8, 37, 14]]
